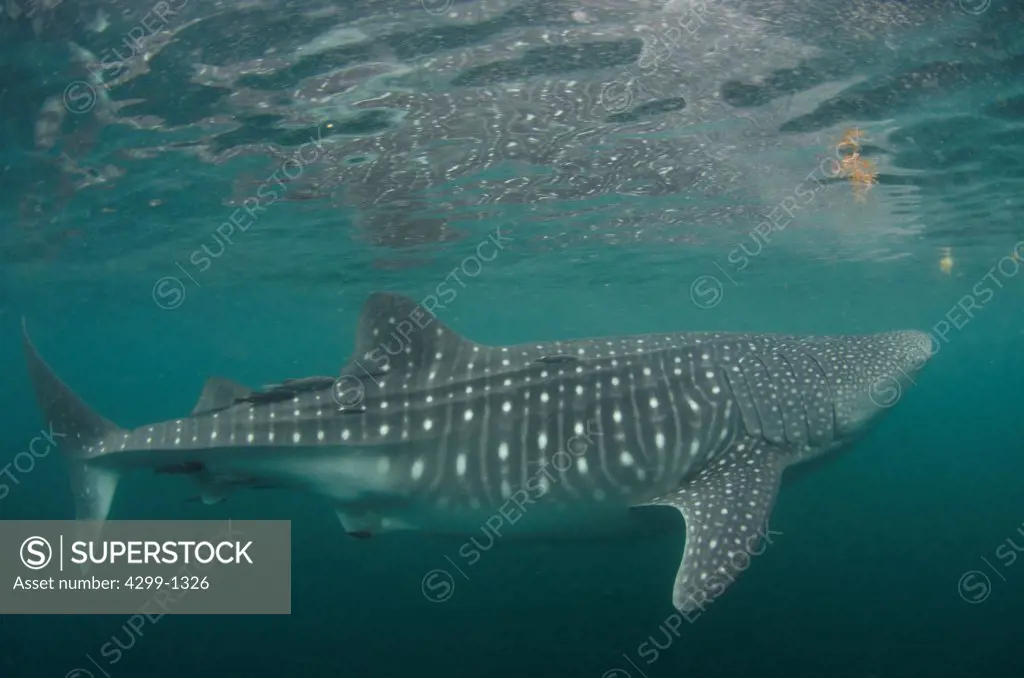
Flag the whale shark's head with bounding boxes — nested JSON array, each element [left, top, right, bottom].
[[823, 329, 934, 439]]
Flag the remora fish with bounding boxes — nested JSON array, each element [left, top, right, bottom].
[[22, 292, 932, 611]]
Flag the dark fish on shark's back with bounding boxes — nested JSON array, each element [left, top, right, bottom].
[[21, 292, 932, 613]]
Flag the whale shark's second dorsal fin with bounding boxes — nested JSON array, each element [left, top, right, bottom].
[[191, 377, 253, 416], [345, 292, 483, 377]]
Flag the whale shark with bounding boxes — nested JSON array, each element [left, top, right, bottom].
[[22, 292, 931, 612]]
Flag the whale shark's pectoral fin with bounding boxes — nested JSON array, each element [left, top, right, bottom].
[[641, 442, 787, 614], [191, 377, 254, 416]]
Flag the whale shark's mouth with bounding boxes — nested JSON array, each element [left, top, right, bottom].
[[820, 330, 933, 438]]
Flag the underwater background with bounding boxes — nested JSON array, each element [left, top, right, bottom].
[[2, 0, 1024, 676]]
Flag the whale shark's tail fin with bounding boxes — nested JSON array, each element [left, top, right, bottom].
[[21, 319, 125, 534]]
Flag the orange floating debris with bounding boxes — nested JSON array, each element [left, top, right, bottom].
[[833, 128, 878, 202]]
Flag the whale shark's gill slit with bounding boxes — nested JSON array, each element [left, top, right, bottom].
[[737, 354, 785, 446], [771, 350, 810, 447], [721, 363, 763, 440], [683, 355, 714, 470], [801, 350, 839, 441], [781, 349, 833, 446], [778, 351, 809, 421]]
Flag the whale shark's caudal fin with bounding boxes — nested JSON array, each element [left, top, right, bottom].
[[21, 319, 125, 534]]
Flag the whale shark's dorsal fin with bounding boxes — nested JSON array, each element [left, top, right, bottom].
[[191, 377, 253, 416], [346, 292, 483, 376], [640, 442, 787, 614]]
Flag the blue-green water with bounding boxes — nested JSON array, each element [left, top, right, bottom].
[[2, 0, 1024, 676]]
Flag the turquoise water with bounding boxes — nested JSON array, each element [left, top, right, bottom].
[[2, 0, 1024, 676]]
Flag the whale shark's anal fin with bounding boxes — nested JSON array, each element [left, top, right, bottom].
[[640, 442, 787, 614], [191, 470, 233, 505], [336, 508, 381, 538], [335, 506, 413, 537]]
